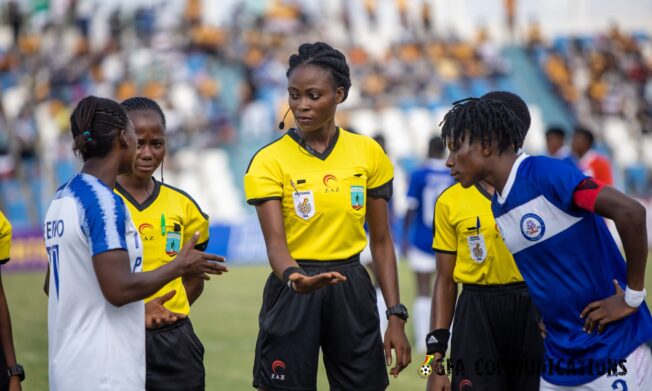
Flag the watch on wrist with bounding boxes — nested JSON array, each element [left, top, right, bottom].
[[7, 363, 25, 382], [385, 303, 409, 321]]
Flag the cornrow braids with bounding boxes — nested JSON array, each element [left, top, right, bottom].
[[480, 91, 531, 144], [70, 96, 129, 161], [287, 42, 352, 102], [439, 97, 526, 155], [121, 97, 166, 128]]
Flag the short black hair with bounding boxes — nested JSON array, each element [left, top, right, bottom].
[[574, 126, 595, 146], [287, 42, 352, 102], [70, 96, 130, 161], [546, 126, 566, 138], [429, 136, 445, 157], [440, 97, 526, 155], [121, 97, 166, 128]]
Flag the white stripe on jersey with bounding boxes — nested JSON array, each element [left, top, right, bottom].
[[81, 174, 122, 250], [495, 195, 583, 254]]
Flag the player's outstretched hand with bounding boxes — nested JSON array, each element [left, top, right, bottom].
[[384, 317, 411, 378], [145, 290, 186, 329], [176, 232, 228, 279], [580, 279, 637, 334], [289, 272, 346, 294]]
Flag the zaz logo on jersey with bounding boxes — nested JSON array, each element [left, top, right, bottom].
[[271, 360, 286, 381], [520, 213, 545, 241], [138, 223, 154, 241], [323, 174, 339, 193]]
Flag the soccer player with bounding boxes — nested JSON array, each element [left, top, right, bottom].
[[401, 135, 453, 353], [439, 97, 652, 390], [43, 96, 226, 391], [116, 97, 213, 390], [244, 42, 411, 390], [426, 93, 543, 391], [571, 126, 614, 186], [545, 126, 575, 166], [0, 211, 23, 391]]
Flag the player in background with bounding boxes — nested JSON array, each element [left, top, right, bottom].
[[244, 42, 410, 390], [439, 97, 652, 390], [571, 126, 614, 185], [401, 136, 453, 353], [545, 126, 576, 166], [43, 96, 226, 391], [0, 212, 23, 391], [116, 97, 214, 390]]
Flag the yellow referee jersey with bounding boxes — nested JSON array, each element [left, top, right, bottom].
[[433, 183, 523, 285], [0, 211, 11, 263], [115, 180, 209, 314], [244, 127, 393, 261]]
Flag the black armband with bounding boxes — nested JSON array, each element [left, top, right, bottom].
[[426, 329, 450, 355], [282, 266, 306, 291]]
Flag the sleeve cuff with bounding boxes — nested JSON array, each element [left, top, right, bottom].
[[247, 196, 282, 206], [433, 248, 457, 255], [367, 179, 393, 201]]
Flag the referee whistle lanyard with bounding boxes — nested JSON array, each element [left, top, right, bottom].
[[290, 179, 300, 196], [161, 214, 166, 235]]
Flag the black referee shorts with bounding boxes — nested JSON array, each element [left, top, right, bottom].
[[252, 256, 389, 391], [146, 317, 205, 391], [450, 282, 543, 391]]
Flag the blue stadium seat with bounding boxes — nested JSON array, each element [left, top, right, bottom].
[[0, 179, 30, 229]]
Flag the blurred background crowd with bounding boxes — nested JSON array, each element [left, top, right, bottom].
[[0, 0, 651, 261]]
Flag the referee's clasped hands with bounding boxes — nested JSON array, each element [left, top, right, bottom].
[[174, 232, 229, 280]]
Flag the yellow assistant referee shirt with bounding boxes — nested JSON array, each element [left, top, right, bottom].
[[244, 127, 393, 261], [0, 211, 11, 263], [433, 183, 523, 285], [115, 180, 209, 315]]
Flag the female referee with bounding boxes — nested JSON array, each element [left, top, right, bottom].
[[116, 97, 213, 390], [43, 96, 226, 391], [439, 96, 652, 390], [244, 42, 411, 390], [427, 91, 543, 391]]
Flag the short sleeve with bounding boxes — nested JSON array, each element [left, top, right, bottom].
[[244, 149, 283, 205], [184, 199, 210, 251], [0, 212, 11, 263], [534, 158, 588, 212], [84, 193, 128, 256], [367, 140, 394, 199], [432, 193, 457, 253]]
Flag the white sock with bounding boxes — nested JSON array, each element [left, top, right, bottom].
[[413, 296, 431, 353], [376, 287, 387, 339]]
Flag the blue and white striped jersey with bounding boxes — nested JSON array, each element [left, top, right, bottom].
[[492, 154, 652, 386], [45, 173, 144, 391]]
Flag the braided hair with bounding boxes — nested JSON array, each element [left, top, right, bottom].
[[121, 97, 166, 128], [287, 42, 351, 102], [439, 97, 526, 155], [70, 96, 130, 161]]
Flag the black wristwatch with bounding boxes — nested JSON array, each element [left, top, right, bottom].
[[7, 363, 24, 382], [386, 304, 409, 321]]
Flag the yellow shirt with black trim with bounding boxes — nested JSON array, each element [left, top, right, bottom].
[[115, 180, 209, 315], [433, 183, 523, 285], [244, 127, 393, 261], [0, 211, 11, 263]]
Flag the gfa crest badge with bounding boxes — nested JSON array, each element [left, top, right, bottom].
[[293, 190, 315, 220], [467, 235, 487, 263], [350, 185, 364, 210], [166, 231, 181, 256]]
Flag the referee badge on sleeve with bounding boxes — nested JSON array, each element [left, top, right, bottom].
[[467, 235, 487, 263], [293, 190, 315, 220]]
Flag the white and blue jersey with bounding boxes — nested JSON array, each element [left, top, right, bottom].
[[45, 173, 144, 391], [492, 154, 652, 386], [406, 159, 453, 253]]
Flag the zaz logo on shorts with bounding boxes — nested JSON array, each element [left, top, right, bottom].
[[271, 360, 286, 381], [520, 213, 545, 241]]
